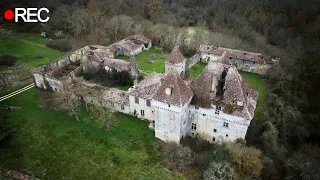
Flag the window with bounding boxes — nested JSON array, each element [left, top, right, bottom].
[[146, 100, 151, 107], [135, 97, 139, 104], [214, 129, 217, 133], [253, 62, 255, 64], [191, 123, 197, 130], [212, 137, 216, 142], [121, 105, 124, 110], [215, 110, 220, 115], [223, 122, 229, 128], [226, 134, 228, 137], [195, 106, 199, 110], [168, 104, 171, 107], [203, 114, 206, 117], [141, 110, 145, 116]]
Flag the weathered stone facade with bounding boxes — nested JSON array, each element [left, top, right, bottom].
[[33, 35, 268, 145], [192, 44, 279, 75]]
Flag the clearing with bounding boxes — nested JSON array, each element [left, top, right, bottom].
[[239, 71, 265, 119], [0, 33, 64, 68], [118, 47, 169, 73], [0, 88, 178, 179]]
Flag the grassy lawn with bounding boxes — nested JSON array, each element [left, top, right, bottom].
[[189, 62, 206, 79], [118, 48, 169, 73], [0, 33, 64, 68], [239, 71, 265, 119], [0, 89, 177, 179]]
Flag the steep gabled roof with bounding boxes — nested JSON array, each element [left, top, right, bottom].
[[222, 67, 258, 120], [129, 73, 166, 99], [191, 62, 227, 107], [218, 52, 231, 65], [166, 46, 185, 64], [154, 70, 193, 107]]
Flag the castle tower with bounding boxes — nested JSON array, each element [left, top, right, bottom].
[[165, 46, 186, 78], [130, 55, 139, 80], [153, 70, 194, 143]]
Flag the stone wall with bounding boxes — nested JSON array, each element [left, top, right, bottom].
[[188, 105, 250, 142]]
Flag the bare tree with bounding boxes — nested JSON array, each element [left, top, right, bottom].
[[0, 62, 31, 91], [204, 162, 236, 180], [54, 78, 82, 121], [88, 105, 117, 131]]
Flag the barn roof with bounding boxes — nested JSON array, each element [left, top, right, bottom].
[[125, 34, 151, 44], [154, 70, 193, 107], [198, 44, 265, 64]]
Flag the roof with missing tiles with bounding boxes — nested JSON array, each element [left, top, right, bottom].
[[191, 62, 258, 120], [103, 58, 131, 71], [125, 34, 151, 44], [198, 44, 265, 64], [191, 62, 228, 108], [166, 46, 185, 64], [129, 73, 166, 99], [153, 70, 193, 107], [222, 67, 258, 119], [103, 88, 130, 106]]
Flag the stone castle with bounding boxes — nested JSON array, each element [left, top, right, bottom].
[[33, 34, 278, 143]]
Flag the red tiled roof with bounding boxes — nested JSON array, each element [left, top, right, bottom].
[[154, 70, 193, 107], [166, 46, 185, 64]]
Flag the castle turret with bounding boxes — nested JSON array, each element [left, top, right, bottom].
[[165, 46, 186, 78]]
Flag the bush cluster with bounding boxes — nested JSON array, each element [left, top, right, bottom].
[[46, 39, 72, 52]]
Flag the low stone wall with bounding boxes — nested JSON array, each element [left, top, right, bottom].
[[186, 53, 201, 68]]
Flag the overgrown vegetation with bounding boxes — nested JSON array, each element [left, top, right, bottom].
[[0, 55, 18, 67], [118, 47, 169, 73], [1, 0, 320, 179], [78, 68, 133, 88], [46, 39, 72, 52], [0, 89, 178, 179]]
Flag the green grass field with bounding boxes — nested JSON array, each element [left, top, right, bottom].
[[190, 62, 206, 79], [118, 48, 169, 73], [239, 71, 265, 119], [0, 89, 177, 179], [0, 33, 64, 67]]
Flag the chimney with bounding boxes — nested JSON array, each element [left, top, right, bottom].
[[165, 88, 171, 96]]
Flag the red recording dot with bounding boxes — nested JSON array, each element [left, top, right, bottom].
[[4, 10, 14, 21]]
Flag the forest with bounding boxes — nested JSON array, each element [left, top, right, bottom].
[[1, 0, 320, 179]]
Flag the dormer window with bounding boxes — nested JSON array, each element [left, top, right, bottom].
[[165, 88, 171, 96]]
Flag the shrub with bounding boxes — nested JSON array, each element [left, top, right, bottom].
[[34, 53, 44, 59], [0, 55, 18, 66], [46, 39, 72, 52]]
